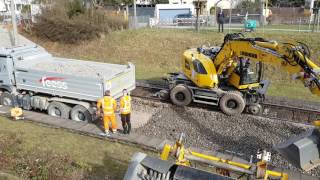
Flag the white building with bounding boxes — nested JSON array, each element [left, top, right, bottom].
[[155, 4, 195, 21], [168, 0, 251, 15], [136, 0, 153, 5], [2, 0, 33, 13], [0, 0, 41, 20], [0, 0, 6, 12]]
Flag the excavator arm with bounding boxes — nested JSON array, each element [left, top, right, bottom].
[[214, 33, 320, 96]]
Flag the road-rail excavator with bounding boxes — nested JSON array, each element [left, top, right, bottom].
[[129, 33, 320, 179], [161, 33, 320, 116]]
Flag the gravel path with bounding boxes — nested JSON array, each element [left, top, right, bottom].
[[133, 98, 320, 176]]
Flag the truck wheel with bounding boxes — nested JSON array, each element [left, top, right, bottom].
[[70, 105, 92, 122], [0, 92, 14, 106], [170, 85, 192, 106], [47, 101, 70, 119], [219, 93, 245, 116]]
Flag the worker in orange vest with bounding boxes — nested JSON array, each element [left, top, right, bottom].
[[97, 90, 117, 136], [120, 89, 132, 134]]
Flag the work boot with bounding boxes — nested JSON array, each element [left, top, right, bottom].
[[127, 122, 131, 134], [105, 130, 111, 137], [123, 124, 128, 134], [100, 130, 111, 137]]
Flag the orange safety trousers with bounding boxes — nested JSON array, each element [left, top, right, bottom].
[[103, 115, 117, 131]]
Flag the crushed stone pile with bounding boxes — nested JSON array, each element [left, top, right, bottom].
[[133, 98, 319, 177], [31, 58, 124, 79]]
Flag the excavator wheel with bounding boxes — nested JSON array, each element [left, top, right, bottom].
[[170, 85, 192, 106], [247, 104, 262, 115], [219, 92, 245, 116]]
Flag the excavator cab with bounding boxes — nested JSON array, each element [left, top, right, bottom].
[[228, 59, 263, 90]]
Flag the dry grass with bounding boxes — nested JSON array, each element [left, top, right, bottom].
[[31, 1, 127, 43], [26, 28, 320, 101]]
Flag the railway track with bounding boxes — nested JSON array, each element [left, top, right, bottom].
[[134, 82, 320, 124]]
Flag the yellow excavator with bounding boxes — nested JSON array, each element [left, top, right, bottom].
[[156, 33, 320, 175], [162, 33, 320, 115]]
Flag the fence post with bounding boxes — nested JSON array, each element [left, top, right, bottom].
[[298, 17, 301, 33], [133, 0, 137, 29], [308, 15, 312, 32], [228, 8, 232, 33], [317, 9, 320, 32]]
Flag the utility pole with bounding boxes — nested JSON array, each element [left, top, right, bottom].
[[133, 0, 137, 29], [260, 0, 266, 28], [10, 0, 18, 46], [317, 9, 320, 32], [195, 0, 200, 32], [228, 0, 233, 33]]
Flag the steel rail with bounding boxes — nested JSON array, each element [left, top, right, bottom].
[[134, 82, 320, 124]]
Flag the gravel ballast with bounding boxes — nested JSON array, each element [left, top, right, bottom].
[[19, 57, 127, 79], [133, 98, 320, 176]]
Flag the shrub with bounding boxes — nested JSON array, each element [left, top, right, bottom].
[[32, 0, 128, 43]]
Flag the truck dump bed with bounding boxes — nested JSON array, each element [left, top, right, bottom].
[[6, 45, 135, 101]]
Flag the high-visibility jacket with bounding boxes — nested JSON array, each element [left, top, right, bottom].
[[97, 96, 117, 116], [120, 95, 131, 114]]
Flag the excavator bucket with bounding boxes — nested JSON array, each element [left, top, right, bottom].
[[275, 128, 320, 171]]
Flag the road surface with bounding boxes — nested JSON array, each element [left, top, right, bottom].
[[0, 25, 34, 48]]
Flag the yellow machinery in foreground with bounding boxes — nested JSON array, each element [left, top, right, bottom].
[[124, 134, 290, 180], [161, 33, 320, 115], [275, 120, 320, 171]]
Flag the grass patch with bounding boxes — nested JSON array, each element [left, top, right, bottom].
[[0, 117, 155, 179], [26, 28, 320, 102]]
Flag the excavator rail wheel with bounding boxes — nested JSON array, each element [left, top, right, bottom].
[[170, 85, 192, 106], [219, 92, 245, 116], [247, 104, 263, 115]]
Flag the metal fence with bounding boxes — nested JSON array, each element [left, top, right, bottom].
[[129, 13, 320, 33]]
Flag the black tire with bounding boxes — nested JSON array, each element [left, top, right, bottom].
[[219, 92, 245, 116], [247, 104, 263, 115], [70, 105, 92, 122], [159, 89, 169, 100], [170, 85, 192, 106], [0, 92, 14, 106], [47, 101, 70, 119], [228, 90, 243, 97]]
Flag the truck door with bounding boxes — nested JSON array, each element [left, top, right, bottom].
[[0, 56, 15, 86]]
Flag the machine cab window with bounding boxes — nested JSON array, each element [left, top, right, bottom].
[[236, 59, 262, 85], [192, 60, 207, 74]]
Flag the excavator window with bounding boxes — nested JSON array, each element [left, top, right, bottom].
[[192, 60, 207, 74], [185, 59, 190, 70], [237, 59, 262, 85]]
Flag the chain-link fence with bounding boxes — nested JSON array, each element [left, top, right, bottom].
[[128, 6, 320, 33]]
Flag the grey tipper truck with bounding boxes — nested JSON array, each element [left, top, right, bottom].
[[0, 45, 135, 122]]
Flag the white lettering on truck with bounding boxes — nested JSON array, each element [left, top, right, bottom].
[[39, 77, 68, 90]]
